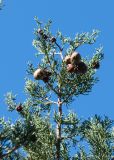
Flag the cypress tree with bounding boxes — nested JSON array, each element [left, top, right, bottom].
[[1, 18, 114, 160]]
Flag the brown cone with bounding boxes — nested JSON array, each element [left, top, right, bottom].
[[64, 55, 71, 65], [43, 76, 49, 83], [42, 70, 51, 82], [16, 104, 23, 112], [67, 64, 75, 73], [71, 51, 81, 64], [33, 68, 44, 80], [92, 61, 100, 69], [75, 62, 88, 74]]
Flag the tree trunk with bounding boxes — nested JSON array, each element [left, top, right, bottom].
[[56, 97, 62, 160]]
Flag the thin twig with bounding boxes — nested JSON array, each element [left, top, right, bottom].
[[56, 86, 62, 160], [55, 42, 63, 60], [55, 42, 63, 52], [45, 97, 58, 105]]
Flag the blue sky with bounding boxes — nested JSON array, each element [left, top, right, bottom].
[[0, 0, 114, 122]]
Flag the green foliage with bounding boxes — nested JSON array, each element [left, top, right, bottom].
[[80, 115, 114, 159], [23, 115, 56, 160], [1, 17, 114, 160]]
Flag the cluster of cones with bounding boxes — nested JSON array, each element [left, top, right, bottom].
[[33, 52, 88, 83], [64, 52, 88, 74], [33, 52, 100, 83], [33, 29, 100, 82]]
